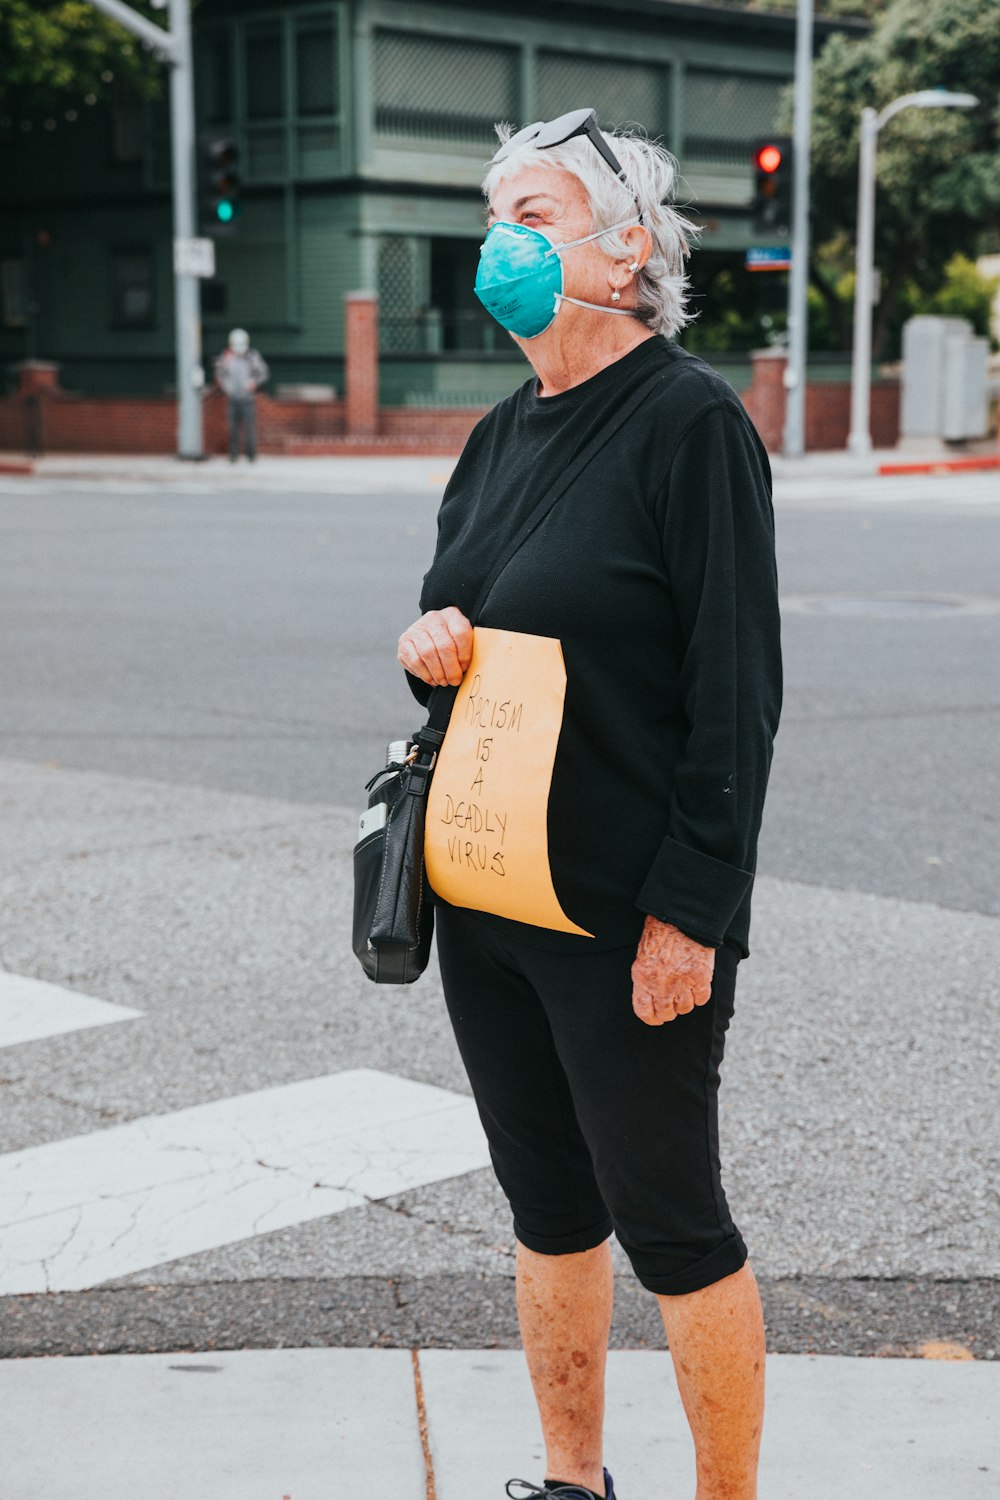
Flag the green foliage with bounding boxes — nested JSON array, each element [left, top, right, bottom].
[[684, 259, 799, 355], [0, 0, 164, 114], [896, 254, 1000, 349], [685, 267, 770, 353], [785, 0, 1000, 356], [692, 0, 890, 15], [811, 0, 888, 15], [684, 247, 999, 357], [792, 249, 999, 358]]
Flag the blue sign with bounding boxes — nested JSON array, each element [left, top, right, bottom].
[[746, 246, 792, 271]]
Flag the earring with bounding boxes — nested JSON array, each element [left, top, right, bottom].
[[628, 261, 640, 272], [611, 289, 621, 303]]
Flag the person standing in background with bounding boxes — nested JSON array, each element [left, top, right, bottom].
[[214, 328, 269, 462]]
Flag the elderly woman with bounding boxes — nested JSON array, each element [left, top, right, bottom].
[[397, 110, 782, 1500]]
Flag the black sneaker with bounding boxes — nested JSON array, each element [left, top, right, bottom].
[[505, 1468, 617, 1499]]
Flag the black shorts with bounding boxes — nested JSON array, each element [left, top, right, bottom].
[[434, 903, 747, 1296]]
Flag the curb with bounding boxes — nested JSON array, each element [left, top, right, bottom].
[[878, 453, 1000, 477]]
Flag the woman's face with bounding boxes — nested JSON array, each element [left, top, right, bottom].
[[486, 164, 622, 322]]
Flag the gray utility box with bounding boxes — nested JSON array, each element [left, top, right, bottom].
[[901, 315, 990, 441]]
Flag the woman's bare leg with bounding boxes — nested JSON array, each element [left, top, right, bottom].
[[516, 1247, 764, 1500], [516, 1238, 614, 1495], [657, 1262, 766, 1500]]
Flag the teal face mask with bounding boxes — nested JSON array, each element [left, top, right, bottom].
[[474, 217, 640, 339]]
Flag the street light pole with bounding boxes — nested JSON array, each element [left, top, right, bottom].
[[782, 0, 814, 459], [847, 107, 878, 456], [86, 0, 204, 459], [847, 88, 979, 457]]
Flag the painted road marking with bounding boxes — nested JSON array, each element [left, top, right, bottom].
[[0, 971, 143, 1050], [0, 1068, 489, 1294]]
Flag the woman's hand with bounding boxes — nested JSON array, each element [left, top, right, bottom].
[[397, 607, 474, 688], [631, 916, 716, 1026]]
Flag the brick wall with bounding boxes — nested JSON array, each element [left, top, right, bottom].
[[1, 332, 906, 459], [0, 370, 481, 457], [805, 381, 900, 451], [0, 384, 349, 456], [741, 347, 901, 451]]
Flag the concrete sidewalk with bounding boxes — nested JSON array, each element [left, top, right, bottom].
[[0, 451, 459, 490], [1, 1346, 996, 1499], [4, 445, 996, 487]]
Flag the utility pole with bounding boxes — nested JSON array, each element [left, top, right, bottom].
[[86, 0, 204, 459], [783, 0, 813, 458]]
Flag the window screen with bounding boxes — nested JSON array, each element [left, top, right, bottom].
[[374, 30, 517, 147], [537, 53, 666, 138], [684, 70, 786, 162], [379, 236, 418, 352]]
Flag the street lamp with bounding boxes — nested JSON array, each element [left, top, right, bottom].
[[847, 88, 978, 457]]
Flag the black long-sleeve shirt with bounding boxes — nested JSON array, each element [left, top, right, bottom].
[[406, 335, 783, 959]]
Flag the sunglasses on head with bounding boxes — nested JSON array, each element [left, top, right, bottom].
[[489, 107, 644, 225]]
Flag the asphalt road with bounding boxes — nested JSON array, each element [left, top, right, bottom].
[[0, 464, 998, 1357], [1, 468, 998, 918]]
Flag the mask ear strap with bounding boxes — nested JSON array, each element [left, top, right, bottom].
[[544, 217, 641, 257], [555, 293, 636, 318]]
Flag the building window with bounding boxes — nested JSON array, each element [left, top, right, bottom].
[[111, 88, 145, 162], [1, 259, 27, 328], [111, 249, 155, 328], [202, 280, 228, 316], [296, 22, 337, 116], [429, 238, 499, 352], [246, 25, 285, 120], [202, 29, 233, 125]]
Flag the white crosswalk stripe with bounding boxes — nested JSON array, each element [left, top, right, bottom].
[[0, 1068, 490, 1295], [0, 971, 143, 1049]]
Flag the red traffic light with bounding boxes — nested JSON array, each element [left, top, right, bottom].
[[755, 143, 783, 173]]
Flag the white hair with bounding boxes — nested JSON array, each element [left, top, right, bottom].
[[482, 123, 701, 339]]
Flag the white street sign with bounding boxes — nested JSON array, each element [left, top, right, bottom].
[[173, 236, 216, 279]]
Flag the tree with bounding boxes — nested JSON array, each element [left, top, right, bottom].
[[0, 0, 165, 117], [784, 0, 1000, 358]]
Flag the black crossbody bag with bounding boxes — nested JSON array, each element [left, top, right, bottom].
[[352, 366, 665, 984]]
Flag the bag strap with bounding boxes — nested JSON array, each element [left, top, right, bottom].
[[419, 361, 668, 741]]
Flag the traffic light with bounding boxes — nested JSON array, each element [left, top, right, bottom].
[[751, 138, 793, 237], [204, 138, 241, 231]]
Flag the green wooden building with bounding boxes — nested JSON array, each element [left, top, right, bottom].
[[0, 0, 865, 404]]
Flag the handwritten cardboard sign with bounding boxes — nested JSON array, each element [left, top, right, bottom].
[[424, 627, 594, 937]]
